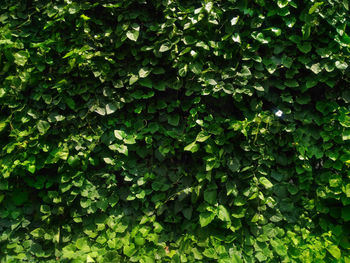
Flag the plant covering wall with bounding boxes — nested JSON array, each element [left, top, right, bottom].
[[1, 0, 350, 262]]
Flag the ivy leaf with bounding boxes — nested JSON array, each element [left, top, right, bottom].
[[109, 144, 128, 156], [277, 0, 289, 8], [0, 122, 7, 132], [182, 207, 193, 220], [138, 67, 151, 78], [231, 254, 243, 263], [159, 43, 171, 52], [184, 141, 199, 153], [342, 206, 350, 221], [12, 190, 28, 205], [342, 130, 350, 141], [37, 120, 50, 135], [139, 78, 152, 88], [228, 158, 240, 172], [217, 205, 231, 223], [230, 16, 239, 25], [65, 97, 76, 110], [271, 239, 287, 256], [259, 177, 273, 189], [126, 24, 140, 41], [114, 130, 126, 140], [327, 245, 341, 259], [168, 114, 180, 126], [204, 189, 217, 205], [129, 74, 139, 85], [94, 107, 106, 116], [106, 103, 117, 115], [302, 24, 311, 40], [123, 244, 136, 257], [199, 211, 216, 227], [196, 131, 211, 142], [14, 51, 29, 66], [297, 42, 312, 53], [255, 252, 267, 262], [310, 63, 322, 74], [232, 33, 241, 43], [309, 2, 324, 14], [335, 61, 348, 70]]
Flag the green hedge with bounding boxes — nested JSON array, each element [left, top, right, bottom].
[[1, 0, 350, 262]]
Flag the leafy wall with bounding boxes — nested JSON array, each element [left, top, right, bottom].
[[1, 0, 350, 262]]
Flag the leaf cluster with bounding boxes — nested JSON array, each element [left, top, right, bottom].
[[0, 0, 350, 262]]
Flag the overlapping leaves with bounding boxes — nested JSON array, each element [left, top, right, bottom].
[[0, 0, 350, 262]]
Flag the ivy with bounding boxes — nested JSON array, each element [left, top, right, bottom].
[[1, 0, 350, 262]]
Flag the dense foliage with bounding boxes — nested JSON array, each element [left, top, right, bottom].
[[1, 0, 350, 262]]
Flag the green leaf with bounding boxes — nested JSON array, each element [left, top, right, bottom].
[[297, 42, 312, 53], [232, 33, 241, 43], [204, 189, 217, 205], [310, 63, 322, 74], [87, 255, 95, 263], [12, 190, 28, 205], [139, 67, 151, 78], [94, 107, 106, 116], [114, 130, 126, 140], [129, 74, 139, 85], [109, 144, 128, 156], [271, 239, 287, 256], [196, 131, 211, 142], [277, 0, 289, 8], [325, 62, 335, 72], [227, 158, 240, 172], [284, 80, 299, 87], [302, 24, 311, 39], [217, 205, 231, 223], [30, 228, 45, 238], [182, 207, 193, 220], [65, 97, 76, 110], [139, 78, 152, 88], [80, 14, 90, 21], [344, 184, 350, 198], [253, 83, 265, 91], [189, 62, 203, 74], [159, 43, 171, 52], [178, 64, 188, 77], [327, 245, 341, 259], [230, 253, 243, 263], [255, 252, 267, 262], [233, 196, 247, 206], [230, 16, 239, 25], [342, 206, 350, 221], [28, 164, 36, 174], [342, 130, 350, 141], [0, 88, 5, 98], [269, 27, 281, 36], [106, 103, 117, 115], [0, 122, 7, 132], [168, 114, 180, 126], [259, 177, 273, 189], [306, 79, 318, 89], [184, 141, 199, 153], [282, 56, 293, 68], [309, 2, 324, 14], [37, 120, 50, 135], [199, 211, 216, 227], [14, 51, 29, 66], [134, 237, 145, 246], [123, 244, 136, 257], [335, 61, 348, 70], [126, 24, 140, 41]]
